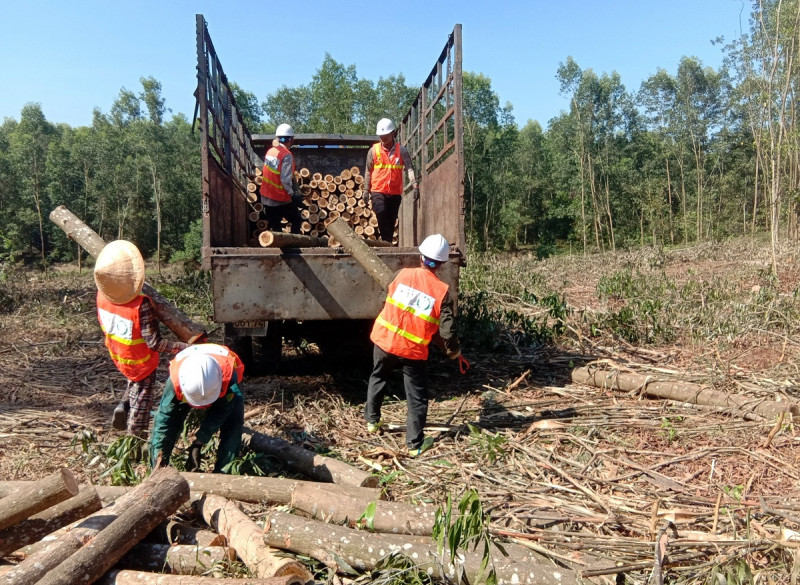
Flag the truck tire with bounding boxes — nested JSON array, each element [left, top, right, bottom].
[[251, 321, 283, 375], [223, 328, 253, 371], [315, 320, 373, 370]]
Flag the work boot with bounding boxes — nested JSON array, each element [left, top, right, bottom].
[[366, 420, 383, 434], [112, 401, 129, 431], [407, 436, 435, 458]]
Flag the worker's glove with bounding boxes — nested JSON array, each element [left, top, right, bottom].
[[413, 187, 420, 202], [363, 191, 371, 205], [457, 355, 471, 375], [186, 442, 203, 472], [291, 193, 304, 207]]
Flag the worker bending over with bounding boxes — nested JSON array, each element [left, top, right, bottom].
[[150, 343, 245, 473], [364, 234, 470, 456], [94, 240, 188, 436]]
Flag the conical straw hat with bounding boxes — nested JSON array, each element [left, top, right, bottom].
[[94, 240, 145, 305]]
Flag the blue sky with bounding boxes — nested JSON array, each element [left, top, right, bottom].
[[1, 0, 747, 129]]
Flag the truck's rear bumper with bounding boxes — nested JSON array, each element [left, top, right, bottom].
[[208, 246, 461, 323]]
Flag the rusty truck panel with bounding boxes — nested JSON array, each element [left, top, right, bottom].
[[210, 248, 460, 322]]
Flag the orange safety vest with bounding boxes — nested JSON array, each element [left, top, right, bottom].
[[370, 141, 405, 195], [370, 267, 449, 360], [260, 143, 295, 203], [169, 344, 245, 406], [96, 292, 159, 382]]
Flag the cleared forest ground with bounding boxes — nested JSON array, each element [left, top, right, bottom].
[[1, 237, 799, 583]]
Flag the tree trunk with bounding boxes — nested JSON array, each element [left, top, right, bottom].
[[243, 427, 378, 488], [290, 483, 434, 535], [181, 472, 382, 504], [258, 231, 328, 248], [98, 571, 304, 585], [0, 468, 79, 531], [263, 510, 578, 585], [326, 218, 393, 289], [115, 543, 235, 575], [571, 366, 798, 420], [49, 205, 207, 343], [0, 486, 101, 558], [193, 494, 312, 581], [3, 467, 188, 585], [34, 467, 190, 585]]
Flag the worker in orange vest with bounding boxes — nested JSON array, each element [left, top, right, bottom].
[[94, 240, 188, 436], [362, 118, 419, 243], [364, 234, 470, 456], [260, 123, 302, 234], [150, 343, 245, 473]]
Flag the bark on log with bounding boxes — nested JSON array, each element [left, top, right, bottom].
[[181, 472, 382, 504], [194, 494, 312, 581], [263, 511, 577, 585], [243, 427, 378, 488], [571, 366, 798, 420], [34, 467, 190, 585], [290, 485, 433, 535], [115, 543, 235, 574], [258, 231, 328, 248], [326, 218, 393, 289], [99, 570, 304, 585], [0, 486, 102, 557], [49, 205, 207, 344], [0, 468, 79, 531], [2, 467, 188, 585]]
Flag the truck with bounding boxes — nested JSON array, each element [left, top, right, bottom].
[[194, 14, 465, 372]]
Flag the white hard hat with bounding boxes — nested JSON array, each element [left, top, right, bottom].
[[179, 353, 223, 408], [94, 240, 145, 305], [276, 123, 295, 138], [376, 118, 396, 136], [419, 234, 450, 263]]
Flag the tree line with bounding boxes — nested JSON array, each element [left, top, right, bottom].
[[0, 1, 797, 269]]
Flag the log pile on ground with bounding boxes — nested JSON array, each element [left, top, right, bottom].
[[246, 165, 398, 247]]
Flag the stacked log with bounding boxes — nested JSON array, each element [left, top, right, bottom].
[[246, 165, 399, 247]]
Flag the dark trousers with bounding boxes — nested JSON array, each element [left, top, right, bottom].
[[263, 202, 302, 234], [371, 193, 402, 243], [365, 344, 429, 449]]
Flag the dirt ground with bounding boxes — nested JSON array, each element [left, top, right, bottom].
[[2, 242, 800, 583]]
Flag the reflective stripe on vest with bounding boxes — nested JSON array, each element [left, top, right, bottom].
[[96, 292, 159, 382], [259, 144, 294, 203], [370, 141, 404, 194], [169, 344, 245, 405], [370, 267, 449, 360]]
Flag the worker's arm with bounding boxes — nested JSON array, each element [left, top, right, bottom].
[[363, 146, 374, 194], [281, 153, 295, 196], [434, 289, 461, 358], [193, 374, 242, 445], [149, 378, 190, 468], [140, 297, 189, 355], [400, 145, 417, 188]]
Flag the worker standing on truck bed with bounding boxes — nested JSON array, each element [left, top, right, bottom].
[[364, 234, 470, 456], [150, 343, 245, 473], [94, 240, 189, 436], [363, 118, 419, 243], [260, 123, 302, 234]]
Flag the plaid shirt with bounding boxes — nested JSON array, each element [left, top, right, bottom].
[[140, 297, 189, 355]]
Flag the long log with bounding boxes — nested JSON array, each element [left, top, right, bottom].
[[243, 427, 378, 488], [290, 485, 433, 535], [99, 571, 304, 585], [326, 218, 393, 289], [258, 231, 328, 248], [115, 543, 235, 574], [194, 494, 312, 581], [0, 486, 102, 558], [263, 510, 578, 585], [2, 467, 187, 585], [49, 205, 207, 344], [181, 472, 382, 504], [0, 468, 78, 531], [35, 467, 190, 585], [571, 366, 798, 419]]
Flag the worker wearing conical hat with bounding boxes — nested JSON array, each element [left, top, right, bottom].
[[95, 240, 188, 436]]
